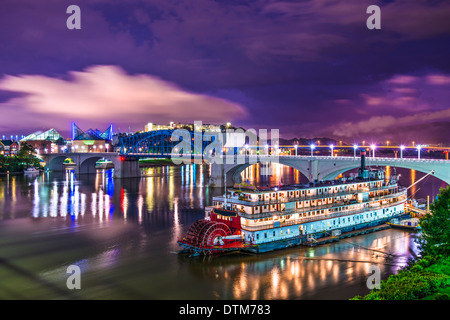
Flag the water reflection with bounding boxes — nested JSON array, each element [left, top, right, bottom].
[[0, 163, 446, 299], [179, 228, 419, 299], [2, 165, 210, 225], [242, 163, 304, 186]]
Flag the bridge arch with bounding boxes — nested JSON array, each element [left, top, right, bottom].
[[43, 153, 139, 178], [320, 160, 449, 185], [46, 155, 73, 172], [212, 156, 450, 186], [223, 159, 313, 185], [79, 156, 105, 174]]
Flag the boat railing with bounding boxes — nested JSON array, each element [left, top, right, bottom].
[[215, 184, 399, 206], [238, 189, 406, 221]]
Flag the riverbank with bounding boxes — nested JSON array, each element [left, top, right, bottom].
[[139, 158, 177, 167], [138, 158, 209, 167], [353, 186, 450, 300], [352, 255, 450, 300], [0, 171, 28, 176]]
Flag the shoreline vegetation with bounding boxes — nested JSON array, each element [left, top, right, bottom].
[[0, 143, 43, 175], [139, 158, 177, 167], [352, 185, 450, 300]]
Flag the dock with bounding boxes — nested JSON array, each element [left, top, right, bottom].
[[303, 223, 391, 247], [405, 203, 428, 217]]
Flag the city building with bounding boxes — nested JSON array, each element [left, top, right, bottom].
[[144, 122, 232, 133], [0, 140, 19, 156], [20, 128, 66, 154], [70, 123, 113, 153]]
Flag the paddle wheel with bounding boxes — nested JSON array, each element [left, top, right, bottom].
[[182, 219, 232, 248], [178, 209, 248, 255]]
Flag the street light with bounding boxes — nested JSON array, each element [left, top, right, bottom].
[[329, 144, 334, 157], [400, 145, 405, 159], [371, 144, 376, 158], [353, 144, 358, 158], [310, 144, 315, 157], [294, 144, 298, 156], [417, 145, 421, 159]]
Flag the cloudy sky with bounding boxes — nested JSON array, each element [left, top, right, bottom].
[[0, 0, 449, 144]]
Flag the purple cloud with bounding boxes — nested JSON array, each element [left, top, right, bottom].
[[0, 65, 247, 134]]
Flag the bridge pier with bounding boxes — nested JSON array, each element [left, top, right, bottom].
[[112, 157, 140, 179], [309, 159, 319, 182], [209, 161, 244, 187]]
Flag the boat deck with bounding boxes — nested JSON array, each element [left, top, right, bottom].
[[303, 223, 391, 246]]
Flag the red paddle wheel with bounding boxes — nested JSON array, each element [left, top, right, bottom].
[[182, 219, 232, 248], [178, 209, 246, 255]]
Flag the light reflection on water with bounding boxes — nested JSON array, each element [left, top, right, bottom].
[[0, 163, 446, 299]]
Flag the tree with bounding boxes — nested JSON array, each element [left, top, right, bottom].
[[418, 186, 450, 256]]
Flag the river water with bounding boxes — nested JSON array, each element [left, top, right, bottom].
[[0, 163, 447, 300]]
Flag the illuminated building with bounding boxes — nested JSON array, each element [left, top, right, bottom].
[[20, 128, 65, 154], [70, 123, 113, 153], [0, 140, 19, 156], [144, 122, 231, 133]]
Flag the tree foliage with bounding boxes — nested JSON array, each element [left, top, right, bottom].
[[0, 142, 42, 173], [353, 269, 450, 300], [418, 186, 450, 255]]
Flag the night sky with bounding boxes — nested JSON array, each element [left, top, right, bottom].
[[0, 0, 449, 145]]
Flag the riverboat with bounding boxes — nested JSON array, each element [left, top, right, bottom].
[[178, 151, 408, 255], [95, 158, 113, 169], [24, 167, 40, 174]]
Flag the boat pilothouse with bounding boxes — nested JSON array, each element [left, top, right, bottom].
[[178, 151, 407, 255]]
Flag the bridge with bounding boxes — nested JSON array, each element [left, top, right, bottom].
[[41, 152, 140, 179], [206, 154, 450, 187], [40, 150, 449, 185], [41, 125, 450, 186], [121, 151, 450, 186]]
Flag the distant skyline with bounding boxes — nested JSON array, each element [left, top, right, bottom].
[[0, 0, 449, 145]]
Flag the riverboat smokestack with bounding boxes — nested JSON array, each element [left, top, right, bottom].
[[361, 150, 366, 171], [358, 150, 369, 179]]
